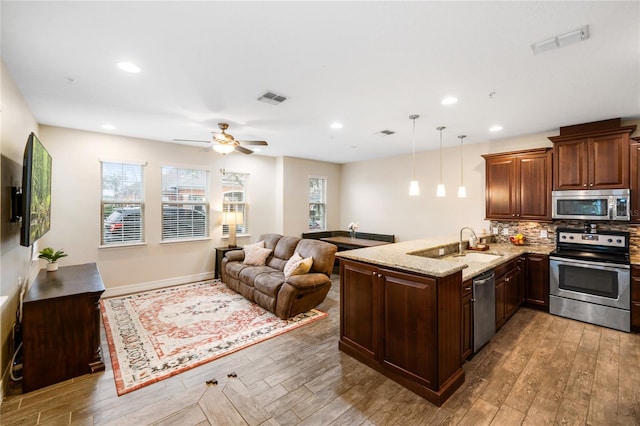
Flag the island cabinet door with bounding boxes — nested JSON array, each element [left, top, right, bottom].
[[379, 268, 437, 389], [340, 259, 380, 361]]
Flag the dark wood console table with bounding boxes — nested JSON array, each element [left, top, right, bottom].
[[320, 236, 391, 251], [22, 263, 105, 392]]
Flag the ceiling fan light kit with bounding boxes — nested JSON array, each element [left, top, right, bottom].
[[174, 122, 268, 155]]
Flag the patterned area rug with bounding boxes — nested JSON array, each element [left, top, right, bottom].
[[100, 280, 327, 395]]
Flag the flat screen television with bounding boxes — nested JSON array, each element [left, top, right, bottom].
[[20, 132, 52, 247]]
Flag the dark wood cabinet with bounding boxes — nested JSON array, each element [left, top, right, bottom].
[[494, 258, 522, 331], [339, 258, 464, 406], [524, 253, 550, 310], [549, 126, 636, 190], [461, 279, 473, 361], [630, 141, 640, 224], [483, 148, 552, 221], [22, 263, 105, 393], [631, 265, 640, 333]]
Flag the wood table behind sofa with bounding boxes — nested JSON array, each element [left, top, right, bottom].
[[320, 236, 391, 251]]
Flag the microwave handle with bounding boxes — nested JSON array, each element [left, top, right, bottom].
[[609, 197, 614, 220]]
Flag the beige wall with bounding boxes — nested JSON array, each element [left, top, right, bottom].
[[37, 125, 279, 290], [341, 129, 556, 242], [0, 60, 40, 395], [279, 156, 341, 236]]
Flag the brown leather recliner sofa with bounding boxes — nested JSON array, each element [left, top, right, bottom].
[[220, 233, 337, 319]]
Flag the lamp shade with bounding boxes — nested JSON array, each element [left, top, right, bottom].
[[436, 184, 446, 197], [222, 211, 244, 225]]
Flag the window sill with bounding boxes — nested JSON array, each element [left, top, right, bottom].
[[160, 237, 211, 245], [99, 242, 148, 249], [222, 234, 251, 240]]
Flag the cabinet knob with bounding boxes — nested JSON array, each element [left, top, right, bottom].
[[505, 277, 510, 282], [583, 183, 588, 187], [512, 213, 516, 217], [464, 286, 471, 291], [589, 183, 594, 187]]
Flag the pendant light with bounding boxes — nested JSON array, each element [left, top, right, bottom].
[[408, 114, 420, 196], [457, 135, 467, 198], [436, 126, 446, 197]]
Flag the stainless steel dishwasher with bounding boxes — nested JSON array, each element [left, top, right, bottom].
[[473, 270, 496, 353]]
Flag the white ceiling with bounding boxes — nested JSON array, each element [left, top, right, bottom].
[[2, 1, 639, 164]]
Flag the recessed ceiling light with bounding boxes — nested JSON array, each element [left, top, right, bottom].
[[117, 62, 141, 73], [102, 124, 116, 130], [441, 96, 458, 105], [330, 122, 343, 129], [489, 125, 503, 132]]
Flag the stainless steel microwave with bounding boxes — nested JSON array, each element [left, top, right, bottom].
[[552, 189, 630, 221]]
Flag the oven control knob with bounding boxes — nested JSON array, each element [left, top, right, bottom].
[[608, 238, 613, 243], [617, 239, 622, 244], [561, 235, 566, 239], [569, 236, 574, 240]]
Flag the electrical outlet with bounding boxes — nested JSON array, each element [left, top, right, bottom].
[[502, 228, 509, 236], [492, 227, 498, 235], [18, 276, 22, 287], [438, 248, 445, 256], [540, 230, 548, 238]]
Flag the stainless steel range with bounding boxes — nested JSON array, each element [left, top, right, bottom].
[[549, 227, 630, 332]]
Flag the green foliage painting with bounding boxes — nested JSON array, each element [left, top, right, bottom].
[[24, 134, 52, 246]]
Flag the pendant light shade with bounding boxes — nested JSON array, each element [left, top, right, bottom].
[[436, 126, 446, 197], [409, 114, 420, 196], [457, 135, 467, 198]]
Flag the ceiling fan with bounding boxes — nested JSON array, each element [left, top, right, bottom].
[[173, 123, 268, 155]]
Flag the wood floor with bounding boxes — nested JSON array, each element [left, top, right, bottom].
[[2, 275, 640, 425]]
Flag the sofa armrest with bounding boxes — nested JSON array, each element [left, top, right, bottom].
[[285, 273, 331, 290], [225, 249, 245, 262]]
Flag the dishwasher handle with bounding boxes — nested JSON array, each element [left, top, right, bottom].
[[473, 272, 495, 286]]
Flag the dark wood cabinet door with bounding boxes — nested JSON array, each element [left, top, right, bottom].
[[630, 143, 640, 224], [380, 269, 437, 387], [504, 267, 521, 321], [589, 134, 630, 189], [461, 279, 473, 361], [525, 254, 550, 310], [517, 151, 552, 220], [485, 155, 516, 219], [553, 139, 588, 190], [631, 266, 640, 333], [340, 260, 379, 360], [495, 276, 506, 331]]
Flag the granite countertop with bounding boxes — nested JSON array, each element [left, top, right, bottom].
[[336, 237, 554, 281]]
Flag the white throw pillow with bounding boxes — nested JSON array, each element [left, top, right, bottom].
[[243, 241, 272, 266], [283, 252, 314, 278]]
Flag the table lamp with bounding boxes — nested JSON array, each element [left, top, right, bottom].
[[222, 211, 244, 247]]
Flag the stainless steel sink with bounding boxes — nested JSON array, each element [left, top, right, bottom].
[[443, 252, 502, 263]]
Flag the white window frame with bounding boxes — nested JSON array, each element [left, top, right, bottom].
[[222, 172, 248, 236], [100, 160, 146, 247], [309, 176, 327, 231], [161, 165, 210, 242]]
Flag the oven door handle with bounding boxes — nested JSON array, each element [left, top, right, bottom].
[[549, 256, 630, 270]]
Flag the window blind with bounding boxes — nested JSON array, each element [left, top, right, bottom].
[[161, 166, 209, 241]]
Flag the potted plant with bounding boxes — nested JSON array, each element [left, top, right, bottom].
[[38, 247, 68, 272]]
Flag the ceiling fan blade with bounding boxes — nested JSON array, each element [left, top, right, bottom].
[[173, 138, 210, 143], [238, 140, 268, 146], [235, 145, 254, 155]]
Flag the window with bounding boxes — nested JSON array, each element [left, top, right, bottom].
[[101, 161, 145, 245], [309, 177, 326, 230], [161, 166, 209, 241], [222, 172, 247, 235]]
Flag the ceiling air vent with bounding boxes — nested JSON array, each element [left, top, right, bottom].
[[258, 91, 287, 105], [380, 130, 395, 135]]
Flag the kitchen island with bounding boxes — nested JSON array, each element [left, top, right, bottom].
[[336, 237, 552, 406]]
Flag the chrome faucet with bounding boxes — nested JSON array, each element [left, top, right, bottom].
[[459, 227, 478, 255]]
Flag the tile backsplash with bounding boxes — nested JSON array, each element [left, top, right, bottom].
[[489, 220, 640, 256]]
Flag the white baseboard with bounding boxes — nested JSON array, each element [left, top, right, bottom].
[[102, 272, 217, 298]]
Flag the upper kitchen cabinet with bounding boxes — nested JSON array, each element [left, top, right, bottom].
[[629, 137, 640, 224], [549, 119, 636, 190], [483, 148, 553, 221]]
